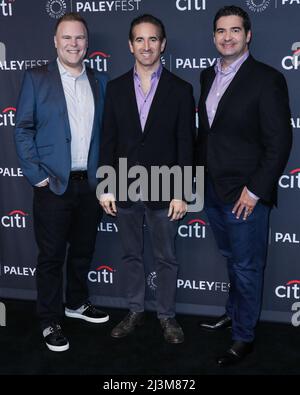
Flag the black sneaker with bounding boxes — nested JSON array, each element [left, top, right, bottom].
[[43, 323, 69, 352], [65, 302, 109, 323]]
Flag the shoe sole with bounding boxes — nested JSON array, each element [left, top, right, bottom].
[[46, 342, 69, 352], [200, 326, 232, 332], [165, 337, 184, 344], [111, 331, 132, 339], [65, 311, 109, 323]]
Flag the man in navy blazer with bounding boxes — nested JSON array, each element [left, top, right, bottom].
[[99, 15, 195, 344], [14, 13, 109, 352], [196, 6, 292, 366]]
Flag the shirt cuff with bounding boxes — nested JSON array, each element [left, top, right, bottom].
[[100, 193, 116, 201], [246, 187, 259, 201], [35, 178, 49, 187]]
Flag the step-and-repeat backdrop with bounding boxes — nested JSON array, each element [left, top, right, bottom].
[[0, 0, 299, 323]]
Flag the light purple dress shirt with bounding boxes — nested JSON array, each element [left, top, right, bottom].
[[134, 63, 162, 131], [205, 51, 259, 200], [206, 51, 249, 127]]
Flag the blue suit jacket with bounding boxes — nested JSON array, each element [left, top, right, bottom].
[[14, 60, 108, 195]]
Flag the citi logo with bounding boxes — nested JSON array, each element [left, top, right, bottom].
[[176, 0, 206, 11], [275, 280, 300, 299], [0, 0, 14, 16], [282, 42, 300, 70], [1, 210, 28, 228], [84, 51, 110, 72], [178, 218, 207, 238], [0, 106, 15, 127], [279, 168, 300, 189], [88, 265, 115, 284]]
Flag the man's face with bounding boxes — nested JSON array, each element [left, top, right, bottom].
[[54, 20, 88, 71], [214, 15, 251, 64], [129, 22, 166, 69]]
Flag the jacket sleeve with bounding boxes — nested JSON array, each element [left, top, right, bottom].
[[247, 71, 293, 202], [175, 82, 196, 201], [98, 82, 118, 194], [14, 71, 48, 186]]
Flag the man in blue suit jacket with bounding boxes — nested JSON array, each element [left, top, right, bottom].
[[14, 13, 109, 352]]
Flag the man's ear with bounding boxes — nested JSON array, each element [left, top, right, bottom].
[[246, 30, 252, 44], [129, 39, 134, 54]]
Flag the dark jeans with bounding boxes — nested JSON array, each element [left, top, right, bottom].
[[205, 177, 270, 342], [33, 179, 101, 330], [117, 201, 179, 319]]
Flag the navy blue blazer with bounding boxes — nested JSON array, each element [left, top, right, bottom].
[[14, 60, 108, 195], [196, 56, 292, 205]]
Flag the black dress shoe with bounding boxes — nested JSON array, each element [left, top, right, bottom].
[[199, 314, 232, 331], [111, 312, 144, 338], [160, 318, 184, 344], [216, 341, 254, 367]]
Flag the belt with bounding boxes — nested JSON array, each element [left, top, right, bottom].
[[70, 171, 88, 181]]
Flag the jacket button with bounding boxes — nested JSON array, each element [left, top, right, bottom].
[[66, 138, 70, 143]]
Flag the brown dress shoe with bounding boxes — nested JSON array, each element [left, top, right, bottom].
[[160, 318, 184, 344], [111, 312, 144, 338]]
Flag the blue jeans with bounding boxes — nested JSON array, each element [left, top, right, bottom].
[[205, 178, 271, 342]]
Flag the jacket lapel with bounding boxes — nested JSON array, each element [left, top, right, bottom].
[[126, 69, 144, 135], [199, 67, 215, 132], [86, 67, 98, 142], [47, 61, 71, 139], [211, 56, 254, 129], [143, 68, 172, 137]]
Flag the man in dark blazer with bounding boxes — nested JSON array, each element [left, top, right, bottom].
[[99, 14, 195, 344], [196, 5, 292, 366], [14, 13, 109, 352]]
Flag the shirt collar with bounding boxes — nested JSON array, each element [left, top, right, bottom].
[[215, 51, 249, 75], [134, 63, 163, 81], [57, 58, 86, 78]]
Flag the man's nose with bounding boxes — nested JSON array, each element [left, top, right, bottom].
[[224, 31, 232, 41], [144, 40, 150, 50]]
